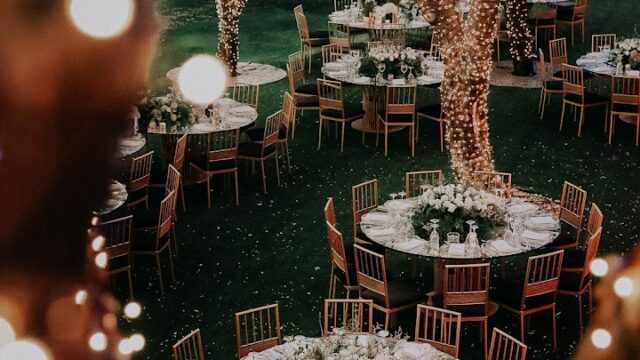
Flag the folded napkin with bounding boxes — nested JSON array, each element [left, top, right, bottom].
[[353, 76, 371, 84], [585, 52, 607, 58], [362, 212, 391, 224], [508, 203, 537, 214], [367, 227, 396, 237], [521, 230, 550, 241], [627, 70, 640, 77], [120, 138, 143, 147], [226, 116, 250, 126], [492, 240, 517, 254], [324, 62, 345, 71], [592, 65, 614, 73], [391, 79, 406, 85], [395, 238, 427, 251], [448, 243, 466, 256], [529, 216, 556, 225], [230, 105, 256, 115], [577, 58, 598, 65], [328, 70, 348, 78]]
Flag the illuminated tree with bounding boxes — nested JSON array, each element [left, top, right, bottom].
[[506, 0, 535, 75], [216, 0, 247, 76], [417, 0, 500, 183]]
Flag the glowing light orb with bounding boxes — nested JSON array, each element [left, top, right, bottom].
[[74, 290, 88, 305], [178, 55, 227, 105], [95, 252, 108, 269], [129, 334, 145, 352], [123, 302, 142, 319], [1, 340, 50, 360], [89, 332, 107, 352], [118, 338, 133, 355], [614, 276, 634, 298], [589, 258, 609, 277], [91, 235, 105, 252], [68, 0, 134, 39], [0, 318, 16, 347], [591, 328, 612, 349]]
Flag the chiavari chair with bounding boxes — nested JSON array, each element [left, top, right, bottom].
[[172, 329, 205, 360], [133, 164, 181, 232], [495, 14, 509, 61], [405, 170, 443, 197], [609, 76, 640, 145], [373, 27, 406, 47], [591, 33, 616, 52], [317, 78, 365, 152], [323, 299, 373, 335], [293, 4, 303, 16], [321, 44, 350, 65], [165, 164, 181, 255], [132, 190, 177, 294], [556, 0, 587, 46], [231, 84, 260, 110], [172, 134, 187, 212], [247, 92, 296, 171], [287, 51, 320, 137], [334, 0, 354, 12], [473, 171, 512, 199], [324, 197, 337, 227], [328, 22, 351, 48], [238, 112, 281, 194], [537, 48, 563, 119], [235, 304, 281, 358], [493, 250, 564, 349], [559, 226, 602, 332], [554, 202, 602, 250], [414, 305, 462, 358], [553, 181, 588, 249], [378, 85, 417, 156], [527, 8, 557, 51], [326, 221, 358, 299], [488, 328, 527, 360], [560, 64, 609, 137], [428, 43, 442, 61], [431, 263, 497, 358], [98, 215, 134, 299], [294, 11, 329, 73], [352, 179, 379, 245], [353, 245, 424, 329], [127, 151, 154, 210], [416, 95, 446, 152], [549, 38, 567, 80]]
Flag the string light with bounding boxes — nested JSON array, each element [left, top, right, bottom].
[[216, 0, 247, 76], [505, 0, 534, 63], [94, 252, 108, 269], [590, 258, 609, 277], [91, 235, 105, 252], [74, 290, 88, 305], [88, 332, 107, 352], [0, 318, 16, 348], [591, 328, 612, 349], [68, 0, 134, 39], [614, 276, 634, 298], [123, 302, 142, 319], [178, 55, 228, 105]]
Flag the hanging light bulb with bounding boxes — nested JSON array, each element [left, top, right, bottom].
[[68, 0, 134, 39], [178, 55, 228, 105]]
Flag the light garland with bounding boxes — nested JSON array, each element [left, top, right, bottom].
[[216, 0, 248, 76], [418, 0, 499, 183], [505, 0, 535, 74]]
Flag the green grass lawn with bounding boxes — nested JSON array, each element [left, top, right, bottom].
[[126, 1, 640, 358]]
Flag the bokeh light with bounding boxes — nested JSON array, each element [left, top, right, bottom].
[[1, 340, 50, 360], [178, 55, 227, 105], [68, 0, 134, 39], [589, 258, 609, 277], [95, 252, 108, 269], [91, 235, 105, 252], [88, 332, 107, 352], [118, 338, 133, 355], [591, 328, 612, 349], [129, 334, 145, 352], [0, 318, 16, 348], [614, 276, 634, 298], [74, 290, 88, 305], [123, 302, 142, 319]]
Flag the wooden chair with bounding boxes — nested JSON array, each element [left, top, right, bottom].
[[324, 197, 337, 227], [328, 22, 351, 48], [558, 227, 602, 332], [414, 305, 462, 358], [238, 112, 281, 194], [235, 304, 281, 358], [555, 202, 602, 250], [538, 48, 563, 119], [132, 190, 177, 294], [287, 51, 320, 137], [317, 79, 365, 152], [473, 171, 512, 199], [488, 328, 527, 360], [172, 329, 205, 360], [549, 38, 567, 80], [327, 221, 358, 299], [591, 33, 616, 52], [416, 96, 445, 152], [98, 215, 134, 299], [556, 0, 587, 46], [560, 64, 609, 137], [528, 8, 557, 51], [334, 0, 354, 12], [553, 181, 588, 249], [495, 15, 509, 61], [493, 250, 564, 350], [609, 76, 640, 145], [127, 151, 154, 210], [378, 85, 417, 156], [352, 179, 379, 244], [172, 134, 187, 212], [323, 299, 374, 335], [321, 44, 349, 65], [294, 11, 329, 73], [293, 4, 303, 15], [428, 43, 442, 61], [405, 170, 443, 197], [231, 84, 260, 110], [247, 92, 296, 171], [353, 245, 424, 329]]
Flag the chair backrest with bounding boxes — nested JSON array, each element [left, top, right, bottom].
[[405, 170, 443, 197], [352, 179, 379, 236], [166, 164, 182, 198], [443, 264, 490, 313], [473, 171, 512, 199], [488, 328, 527, 360], [611, 76, 640, 107], [374, 27, 406, 47], [326, 221, 352, 286], [538, 48, 550, 86], [207, 129, 239, 168], [231, 84, 260, 109], [235, 304, 281, 358], [585, 203, 603, 244], [414, 305, 462, 358], [549, 38, 567, 75], [173, 134, 188, 173], [129, 151, 154, 193], [334, 0, 353, 12], [562, 64, 586, 101], [294, 11, 310, 41], [579, 227, 602, 285], [559, 181, 587, 233], [157, 190, 176, 241], [592, 34, 616, 52], [98, 215, 133, 262], [287, 52, 306, 94], [328, 22, 351, 48], [293, 4, 303, 16], [324, 197, 337, 226], [571, 0, 587, 21], [172, 329, 205, 360], [280, 92, 296, 138], [384, 85, 417, 120], [520, 250, 564, 310], [262, 111, 282, 152], [317, 78, 345, 114], [323, 299, 374, 335], [353, 245, 389, 307], [429, 43, 442, 61], [535, 8, 557, 24], [322, 44, 349, 65]]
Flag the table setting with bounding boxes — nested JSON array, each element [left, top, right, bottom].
[[577, 38, 640, 78], [329, 1, 430, 31], [118, 133, 147, 157], [95, 180, 128, 216]]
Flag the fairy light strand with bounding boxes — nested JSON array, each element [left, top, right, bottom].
[[506, 0, 534, 62], [216, 0, 247, 76]]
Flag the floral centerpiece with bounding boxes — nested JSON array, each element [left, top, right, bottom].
[[362, 0, 418, 22], [411, 184, 506, 240], [359, 45, 421, 78], [611, 38, 640, 71], [137, 89, 195, 132]]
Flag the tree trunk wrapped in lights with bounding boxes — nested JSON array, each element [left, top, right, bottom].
[[506, 0, 535, 75], [216, 0, 247, 76], [417, 0, 499, 183]]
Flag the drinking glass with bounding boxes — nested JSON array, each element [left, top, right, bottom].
[[421, 60, 429, 76], [398, 191, 407, 200], [377, 63, 386, 83], [389, 193, 397, 201], [400, 63, 409, 79], [447, 232, 460, 244], [420, 184, 429, 194], [408, 66, 415, 82]]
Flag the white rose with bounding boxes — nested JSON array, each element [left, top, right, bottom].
[[447, 204, 456, 213]]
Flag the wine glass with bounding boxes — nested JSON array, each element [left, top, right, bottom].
[[377, 63, 386, 84], [420, 184, 429, 194], [398, 191, 407, 200], [389, 193, 397, 201], [420, 60, 429, 77], [400, 63, 409, 79], [408, 66, 415, 82]]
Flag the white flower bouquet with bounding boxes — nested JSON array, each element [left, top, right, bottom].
[[138, 89, 195, 131], [611, 38, 640, 70], [359, 45, 421, 78]]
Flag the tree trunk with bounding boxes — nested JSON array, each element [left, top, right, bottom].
[[418, 0, 499, 183], [216, 0, 247, 77], [506, 0, 535, 76]]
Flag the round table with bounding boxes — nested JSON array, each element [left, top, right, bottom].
[[118, 134, 146, 157], [95, 180, 128, 216], [247, 334, 454, 360], [329, 11, 432, 32]]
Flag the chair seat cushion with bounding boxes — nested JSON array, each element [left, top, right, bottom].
[[108, 255, 130, 272], [612, 103, 640, 114], [563, 248, 586, 269], [378, 112, 414, 123], [493, 282, 555, 311], [417, 104, 443, 119], [246, 127, 287, 142], [310, 30, 329, 39], [565, 92, 609, 104], [296, 83, 318, 95], [294, 94, 319, 107], [238, 142, 276, 158], [559, 270, 587, 292], [430, 295, 487, 317], [361, 280, 423, 308], [545, 80, 563, 91], [321, 107, 365, 120], [307, 38, 330, 47]]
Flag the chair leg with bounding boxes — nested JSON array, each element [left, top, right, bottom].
[[541, 91, 548, 119], [156, 254, 165, 295], [260, 160, 267, 194], [284, 141, 292, 172], [578, 106, 585, 137], [206, 178, 212, 209], [180, 182, 186, 211], [519, 313, 526, 342], [340, 122, 345, 152], [604, 104, 609, 133], [636, 116, 640, 146], [608, 113, 615, 144], [483, 320, 488, 360], [234, 171, 240, 205], [127, 269, 134, 300], [274, 155, 281, 186], [410, 125, 415, 156], [384, 126, 389, 156], [317, 118, 323, 150], [167, 246, 176, 282], [538, 88, 544, 115], [552, 304, 558, 351], [578, 294, 584, 333], [172, 227, 178, 256], [384, 312, 390, 330], [560, 101, 567, 131]]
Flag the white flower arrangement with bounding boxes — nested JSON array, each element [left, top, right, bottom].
[[368, 46, 419, 63], [418, 183, 504, 215], [611, 38, 640, 70]]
